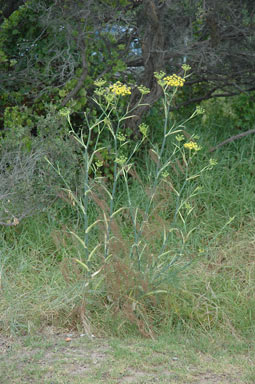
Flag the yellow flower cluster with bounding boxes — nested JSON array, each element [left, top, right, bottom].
[[109, 81, 131, 96], [184, 141, 201, 151], [163, 74, 185, 87]]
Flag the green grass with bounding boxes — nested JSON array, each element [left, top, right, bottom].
[[0, 330, 254, 383]]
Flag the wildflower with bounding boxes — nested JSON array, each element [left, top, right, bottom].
[[196, 106, 205, 115], [94, 79, 106, 87], [104, 92, 115, 103], [138, 85, 150, 95], [154, 71, 166, 80], [184, 202, 192, 210], [115, 155, 127, 166], [109, 81, 131, 96], [161, 170, 169, 178], [117, 133, 126, 142], [209, 158, 217, 167], [163, 74, 185, 87], [59, 107, 71, 117], [139, 122, 149, 137], [94, 87, 106, 96], [182, 64, 191, 72], [184, 141, 201, 151], [176, 134, 185, 142], [95, 160, 104, 168]]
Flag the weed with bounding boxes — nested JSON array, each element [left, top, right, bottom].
[[0, 69, 255, 339]]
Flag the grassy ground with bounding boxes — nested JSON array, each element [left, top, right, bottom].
[[1, 330, 254, 383]]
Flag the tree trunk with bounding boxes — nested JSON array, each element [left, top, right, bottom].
[[126, 0, 167, 135]]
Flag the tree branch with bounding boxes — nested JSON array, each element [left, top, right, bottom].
[[61, 27, 88, 106], [209, 128, 255, 153]]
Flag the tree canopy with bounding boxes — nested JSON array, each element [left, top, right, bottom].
[[0, 0, 255, 132]]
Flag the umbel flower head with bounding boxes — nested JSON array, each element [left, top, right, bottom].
[[163, 74, 185, 87], [109, 81, 131, 96], [184, 141, 201, 151], [94, 79, 107, 87], [137, 85, 150, 95], [59, 107, 71, 117]]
